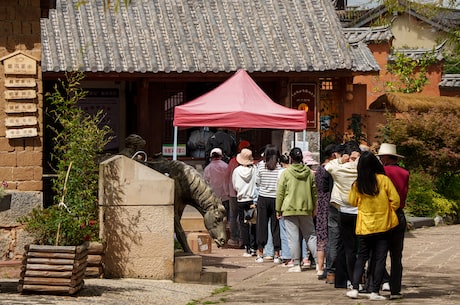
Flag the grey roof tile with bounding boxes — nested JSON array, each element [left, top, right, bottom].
[[439, 74, 460, 88], [389, 41, 446, 62], [41, 0, 374, 74], [342, 25, 394, 44]]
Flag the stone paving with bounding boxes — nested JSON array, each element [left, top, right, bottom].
[[0, 224, 458, 304]]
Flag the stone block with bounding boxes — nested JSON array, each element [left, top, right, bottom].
[[199, 271, 227, 285], [174, 253, 202, 274]]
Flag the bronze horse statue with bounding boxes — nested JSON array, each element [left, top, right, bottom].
[[145, 158, 227, 253], [118, 134, 227, 253]]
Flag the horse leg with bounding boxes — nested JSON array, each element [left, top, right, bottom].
[[174, 214, 193, 253]]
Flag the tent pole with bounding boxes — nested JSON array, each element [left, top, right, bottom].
[[303, 130, 306, 151], [173, 126, 178, 160]]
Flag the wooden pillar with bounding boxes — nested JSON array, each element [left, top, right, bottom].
[[136, 79, 152, 154]]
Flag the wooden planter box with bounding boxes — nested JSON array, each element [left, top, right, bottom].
[[18, 243, 88, 295]]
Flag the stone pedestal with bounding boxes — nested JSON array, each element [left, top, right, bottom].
[[99, 155, 174, 279]]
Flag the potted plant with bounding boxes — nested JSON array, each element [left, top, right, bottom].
[[18, 72, 112, 294]]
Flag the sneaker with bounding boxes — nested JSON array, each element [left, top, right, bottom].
[[389, 293, 403, 300], [382, 282, 390, 291], [287, 265, 302, 273], [282, 259, 294, 267], [255, 256, 264, 263], [250, 249, 257, 256], [242, 252, 252, 257], [369, 292, 386, 301], [273, 256, 281, 264], [346, 289, 359, 299], [301, 258, 311, 268], [347, 280, 353, 290]]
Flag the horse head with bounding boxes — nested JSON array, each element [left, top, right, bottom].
[[203, 203, 227, 248]]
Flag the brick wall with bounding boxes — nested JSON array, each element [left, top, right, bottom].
[[0, 0, 44, 261], [0, 0, 43, 192]]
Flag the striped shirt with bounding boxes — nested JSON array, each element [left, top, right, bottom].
[[256, 160, 282, 198]]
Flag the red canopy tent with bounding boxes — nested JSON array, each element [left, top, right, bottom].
[[174, 69, 306, 130], [172, 70, 307, 159]]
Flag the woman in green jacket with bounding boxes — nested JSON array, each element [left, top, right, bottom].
[[276, 147, 317, 273], [346, 151, 400, 301]]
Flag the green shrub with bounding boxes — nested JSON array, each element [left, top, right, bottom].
[[19, 72, 112, 246], [406, 170, 459, 220]]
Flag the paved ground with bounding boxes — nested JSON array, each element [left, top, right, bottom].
[[0, 223, 459, 304]]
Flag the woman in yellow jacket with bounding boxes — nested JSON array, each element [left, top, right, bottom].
[[346, 151, 400, 301]]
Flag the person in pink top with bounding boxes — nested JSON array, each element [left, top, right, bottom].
[[377, 143, 409, 300], [204, 147, 230, 219]]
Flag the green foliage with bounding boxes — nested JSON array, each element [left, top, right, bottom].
[[385, 50, 438, 93], [379, 109, 460, 176], [346, 114, 367, 144], [19, 72, 112, 246], [406, 170, 459, 219], [379, 109, 460, 220]]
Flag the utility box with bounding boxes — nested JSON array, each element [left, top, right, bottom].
[[99, 155, 174, 279]]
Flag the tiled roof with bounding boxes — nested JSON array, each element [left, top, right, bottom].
[[41, 0, 376, 74], [342, 25, 393, 44], [339, 1, 460, 32], [389, 41, 446, 62], [439, 74, 460, 88], [349, 41, 380, 72]]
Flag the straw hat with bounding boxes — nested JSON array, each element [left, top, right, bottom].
[[236, 148, 254, 165], [377, 143, 404, 158]]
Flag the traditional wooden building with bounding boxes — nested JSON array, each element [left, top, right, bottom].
[[0, 0, 380, 260]]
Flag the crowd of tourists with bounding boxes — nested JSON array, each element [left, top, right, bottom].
[[202, 133, 409, 301]]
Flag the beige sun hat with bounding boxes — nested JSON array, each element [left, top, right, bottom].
[[236, 148, 254, 165], [377, 143, 405, 158]]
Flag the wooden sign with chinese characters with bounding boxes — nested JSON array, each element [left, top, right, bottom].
[[5, 116, 37, 127], [3, 53, 37, 75], [5, 102, 37, 113], [5, 90, 37, 100], [291, 83, 317, 129], [1, 51, 39, 139], [5, 78, 36, 88], [5, 128, 37, 139]]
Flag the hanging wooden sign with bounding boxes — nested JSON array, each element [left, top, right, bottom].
[[2, 52, 37, 75], [5, 116, 37, 127], [5, 90, 37, 100], [5, 78, 36, 88], [5, 128, 38, 139], [5, 102, 37, 113]]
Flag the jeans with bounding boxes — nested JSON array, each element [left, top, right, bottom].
[[280, 217, 308, 260], [238, 200, 256, 250], [388, 209, 406, 294], [264, 219, 274, 257], [284, 215, 315, 266], [280, 217, 289, 258], [229, 197, 240, 241], [256, 196, 281, 252], [326, 205, 340, 273], [352, 232, 389, 293], [340, 212, 358, 282]]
